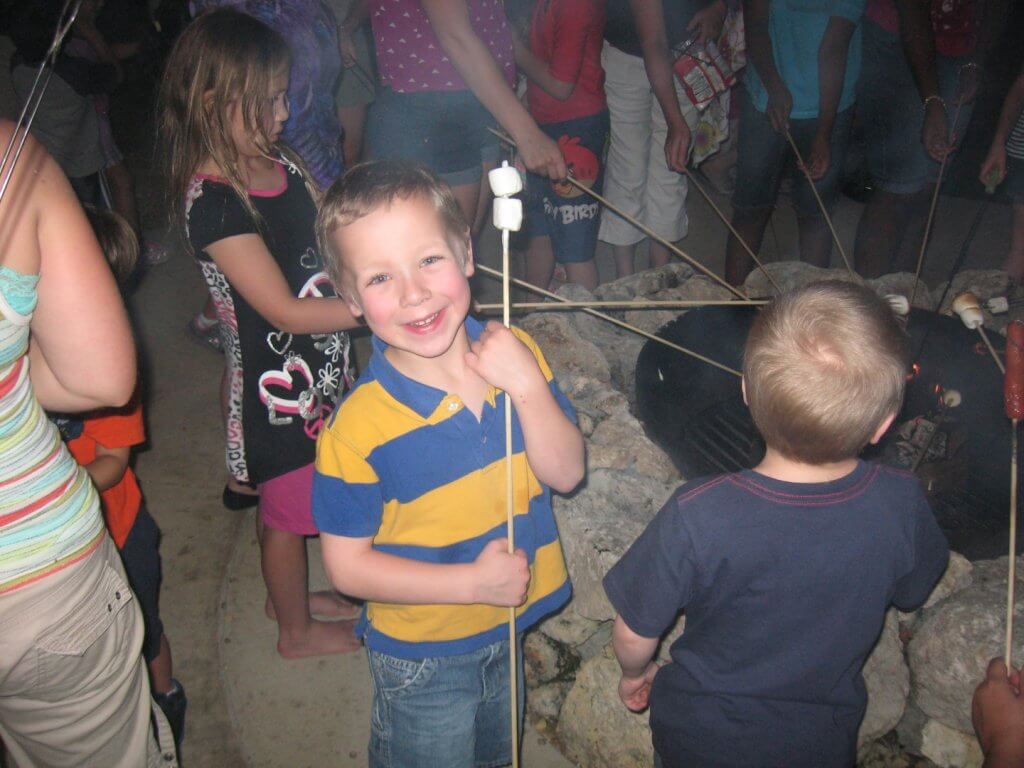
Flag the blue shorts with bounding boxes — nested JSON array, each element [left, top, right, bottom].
[[367, 637, 524, 768], [859, 21, 974, 195], [367, 88, 500, 187], [522, 111, 609, 264], [731, 88, 853, 218]]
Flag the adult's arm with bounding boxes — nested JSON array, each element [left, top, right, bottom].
[[744, 0, 792, 132], [0, 126, 136, 411], [512, 36, 574, 101], [893, 0, 951, 161], [421, 0, 567, 180], [806, 16, 855, 179], [631, 0, 699, 171]]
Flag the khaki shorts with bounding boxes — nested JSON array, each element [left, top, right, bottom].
[[0, 536, 176, 767]]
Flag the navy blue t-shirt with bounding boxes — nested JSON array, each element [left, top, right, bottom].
[[603, 461, 948, 768]]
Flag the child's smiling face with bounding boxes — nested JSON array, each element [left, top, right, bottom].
[[333, 194, 474, 368]]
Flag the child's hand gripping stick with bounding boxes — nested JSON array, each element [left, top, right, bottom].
[[1005, 322, 1024, 667], [486, 159, 524, 768]]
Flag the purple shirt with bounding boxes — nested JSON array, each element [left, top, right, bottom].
[[191, 0, 345, 187], [371, 0, 516, 93]]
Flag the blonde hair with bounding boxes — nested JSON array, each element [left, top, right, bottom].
[[157, 9, 296, 251], [743, 281, 908, 464], [316, 160, 470, 297], [83, 205, 139, 287]]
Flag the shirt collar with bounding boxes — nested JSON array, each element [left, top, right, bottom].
[[367, 315, 487, 419]]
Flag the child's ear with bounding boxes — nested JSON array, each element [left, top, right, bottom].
[[868, 411, 897, 445], [462, 233, 475, 278]]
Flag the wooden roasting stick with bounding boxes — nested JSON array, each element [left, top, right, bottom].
[[485, 127, 750, 302], [680, 167, 784, 294], [476, 299, 769, 311], [782, 130, 857, 280], [953, 292, 1005, 374], [487, 162, 523, 768], [910, 100, 966, 307], [476, 263, 743, 378], [1005, 321, 1024, 667]]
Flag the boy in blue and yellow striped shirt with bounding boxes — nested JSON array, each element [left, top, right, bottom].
[[313, 160, 585, 768]]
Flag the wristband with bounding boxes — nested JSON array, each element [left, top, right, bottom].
[[922, 94, 946, 112]]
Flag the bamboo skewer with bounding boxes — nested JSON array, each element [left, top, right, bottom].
[[681, 167, 783, 294], [476, 263, 743, 378], [476, 299, 768, 311], [978, 326, 1006, 374], [783, 130, 856, 279], [910, 100, 966, 308], [486, 127, 749, 302], [500, 226, 519, 768]]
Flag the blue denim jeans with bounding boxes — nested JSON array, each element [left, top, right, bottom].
[[367, 637, 524, 768], [731, 88, 853, 219]]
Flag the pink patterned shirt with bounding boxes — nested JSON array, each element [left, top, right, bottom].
[[371, 0, 516, 92]]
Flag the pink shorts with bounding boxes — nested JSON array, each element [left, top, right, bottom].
[[258, 463, 318, 536]]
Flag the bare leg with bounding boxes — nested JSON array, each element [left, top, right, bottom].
[[854, 189, 923, 278], [148, 635, 174, 695], [524, 236, 556, 293], [612, 243, 637, 278], [259, 523, 360, 658], [797, 215, 833, 269], [105, 162, 140, 232], [338, 104, 368, 166], [1005, 203, 1024, 281], [648, 241, 671, 270], [725, 206, 772, 286], [564, 260, 599, 291]]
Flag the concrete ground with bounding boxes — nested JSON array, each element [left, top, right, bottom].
[[1, 33, 1014, 766]]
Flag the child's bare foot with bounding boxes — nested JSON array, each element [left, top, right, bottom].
[[277, 619, 361, 659], [265, 591, 361, 621]]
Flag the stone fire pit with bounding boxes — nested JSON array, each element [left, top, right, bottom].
[[516, 261, 1016, 767]]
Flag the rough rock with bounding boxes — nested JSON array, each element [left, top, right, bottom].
[[897, 703, 983, 768], [898, 552, 973, 627], [527, 682, 572, 723], [858, 610, 910, 747], [620, 278, 738, 336], [520, 313, 611, 383], [588, 414, 679, 484], [592, 263, 694, 300], [742, 261, 855, 296], [558, 652, 655, 768], [867, 272, 935, 310], [537, 610, 605, 649], [908, 556, 1024, 733], [524, 630, 579, 685], [555, 469, 676, 621]]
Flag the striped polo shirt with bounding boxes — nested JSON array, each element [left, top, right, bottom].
[[313, 317, 573, 659]]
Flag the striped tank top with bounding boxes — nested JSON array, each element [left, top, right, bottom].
[[1007, 107, 1024, 161], [0, 265, 104, 594]]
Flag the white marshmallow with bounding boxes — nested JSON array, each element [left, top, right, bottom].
[[487, 161, 523, 198], [492, 196, 523, 232], [987, 296, 1010, 314], [942, 389, 962, 408], [952, 292, 984, 329], [884, 294, 910, 316]]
